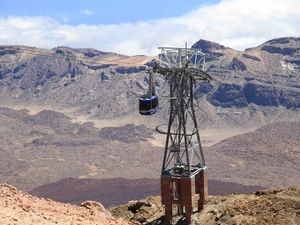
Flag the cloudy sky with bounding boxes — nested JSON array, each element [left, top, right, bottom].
[[1, 0, 300, 56]]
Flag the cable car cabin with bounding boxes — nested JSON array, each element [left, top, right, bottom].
[[139, 65, 159, 115], [139, 94, 159, 115]]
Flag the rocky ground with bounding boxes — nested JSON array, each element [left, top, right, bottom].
[[0, 184, 136, 225], [109, 187, 300, 225], [2, 183, 300, 225]]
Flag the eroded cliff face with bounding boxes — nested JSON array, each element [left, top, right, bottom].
[[0, 46, 152, 119], [192, 37, 300, 109]]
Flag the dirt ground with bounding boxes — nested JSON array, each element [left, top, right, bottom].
[[1, 183, 300, 225], [109, 187, 300, 225]]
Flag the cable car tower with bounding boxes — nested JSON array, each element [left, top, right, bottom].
[[141, 44, 213, 224]]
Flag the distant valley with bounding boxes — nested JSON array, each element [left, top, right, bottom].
[[0, 106, 299, 205]]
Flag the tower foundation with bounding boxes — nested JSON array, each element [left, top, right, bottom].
[[161, 169, 208, 225]]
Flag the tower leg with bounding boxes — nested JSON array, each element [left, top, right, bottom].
[[196, 170, 208, 211], [164, 204, 173, 225], [185, 206, 193, 225], [161, 176, 173, 225]]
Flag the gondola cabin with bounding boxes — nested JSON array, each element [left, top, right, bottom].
[[139, 65, 159, 115], [139, 94, 159, 115]]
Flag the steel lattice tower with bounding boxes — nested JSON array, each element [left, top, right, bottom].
[[154, 45, 213, 225]]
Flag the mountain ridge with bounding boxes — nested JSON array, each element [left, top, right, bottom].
[[1, 37, 299, 133]]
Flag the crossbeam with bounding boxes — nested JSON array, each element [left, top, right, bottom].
[[158, 45, 214, 70]]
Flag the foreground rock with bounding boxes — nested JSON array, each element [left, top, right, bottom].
[[0, 184, 135, 225], [1, 183, 299, 225], [109, 187, 300, 225]]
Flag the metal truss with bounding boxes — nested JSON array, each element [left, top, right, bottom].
[[155, 45, 213, 178], [158, 44, 214, 69]]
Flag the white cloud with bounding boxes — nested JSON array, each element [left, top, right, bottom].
[[1, 0, 300, 55], [81, 9, 95, 16]]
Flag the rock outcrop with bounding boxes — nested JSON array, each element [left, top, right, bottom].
[[2, 183, 299, 225], [192, 38, 300, 110], [109, 187, 300, 225], [0, 184, 135, 225]]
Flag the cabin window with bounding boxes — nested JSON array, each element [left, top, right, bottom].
[[139, 101, 151, 110], [152, 98, 158, 108]]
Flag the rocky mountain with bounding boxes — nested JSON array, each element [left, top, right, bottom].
[[0, 46, 157, 120], [0, 37, 300, 128], [193, 37, 300, 110]]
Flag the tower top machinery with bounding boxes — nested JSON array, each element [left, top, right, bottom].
[[140, 44, 214, 224]]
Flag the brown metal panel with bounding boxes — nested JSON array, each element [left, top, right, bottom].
[[185, 206, 193, 225], [181, 178, 192, 206], [164, 204, 173, 225], [161, 175, 172, 205], [197, 170, 208, 211]]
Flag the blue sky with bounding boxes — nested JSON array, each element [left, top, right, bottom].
[[1, 0, 300, 55], [1, 0, 219, 25]]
